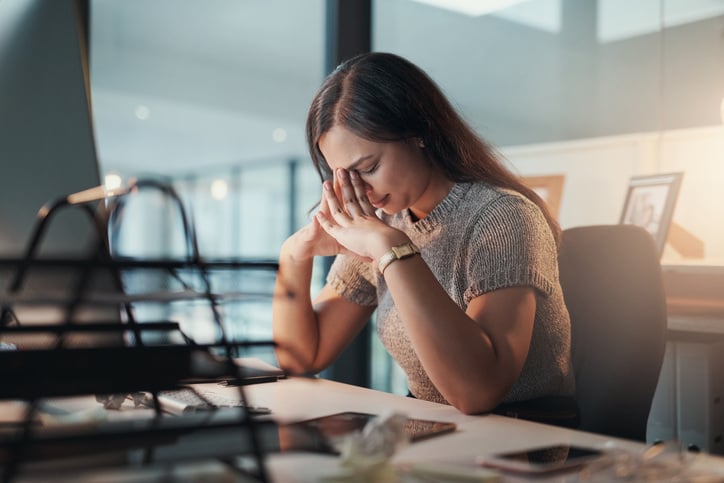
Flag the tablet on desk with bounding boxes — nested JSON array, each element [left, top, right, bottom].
[[285, 411, 457, 454]]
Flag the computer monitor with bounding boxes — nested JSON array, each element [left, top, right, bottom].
[[0, 0, 101, 258], [0, 0, 127, 350]]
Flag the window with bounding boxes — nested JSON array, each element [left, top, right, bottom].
[[90, 0, 325, 350]]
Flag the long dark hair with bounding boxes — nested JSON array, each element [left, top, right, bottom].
[[306, 52, 560, 245]]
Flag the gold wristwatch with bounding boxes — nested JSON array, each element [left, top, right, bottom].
[[377, 242, 420, 275]]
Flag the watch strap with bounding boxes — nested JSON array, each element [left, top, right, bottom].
[[378, 242, 420, 275]]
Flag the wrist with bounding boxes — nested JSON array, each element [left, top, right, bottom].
[[281, 238, 314, 265], [369, 230, 411, 261]]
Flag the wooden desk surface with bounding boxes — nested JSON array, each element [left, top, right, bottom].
[[245, 378, 724, 482], [11, 377, 724, 482], [667, 297, 724, 317], [662, 263, 724, 335]]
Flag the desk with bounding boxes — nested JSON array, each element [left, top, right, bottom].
[[663, 262, 724, 332], [648, 263, 724, 453], [12, 377, 724, 482]]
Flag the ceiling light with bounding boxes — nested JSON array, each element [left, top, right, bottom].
[[134, 105, 151, 120], [272, 128, 287, 143], [410, 0, 531, 17], [210, 179, 228, 200], [104, 172, 123, 191]]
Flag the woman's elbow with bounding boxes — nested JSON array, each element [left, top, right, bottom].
[[275, 347, 316, 375], [451, 398, 498, 415], [275, 346, 331, 376], [446, 382, 511, 415]]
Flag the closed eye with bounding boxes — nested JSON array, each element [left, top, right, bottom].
[[359, 162, 378, 175]]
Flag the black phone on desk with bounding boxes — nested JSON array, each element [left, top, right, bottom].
[[478, 444, 605, 474]]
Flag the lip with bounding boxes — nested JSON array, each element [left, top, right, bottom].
[[369, 194, 389, 209]]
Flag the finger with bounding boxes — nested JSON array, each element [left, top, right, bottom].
[[315, 210, 340, 238], [349, 170, 375, 216], [336, 169, 363, 217], [316, 215, 372, 263], [322, 180, 351, 225], [332, 173, 344, 207], [318, 188, 330, 215]]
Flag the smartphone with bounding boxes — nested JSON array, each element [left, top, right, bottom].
[[478, 444, 605, 474]]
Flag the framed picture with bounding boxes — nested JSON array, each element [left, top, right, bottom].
[[521, 174, 565, 220], [619, 172, 683, 256]]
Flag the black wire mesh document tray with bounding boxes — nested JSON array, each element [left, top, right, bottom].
[[0, 411, 331, 467], [0, 178, 286, 482]]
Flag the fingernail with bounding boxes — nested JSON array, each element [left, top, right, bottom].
[[337, 168, 347, 179], [323, 181, 332, 190]]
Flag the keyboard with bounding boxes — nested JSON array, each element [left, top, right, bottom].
[[143, 386, 271, 416]]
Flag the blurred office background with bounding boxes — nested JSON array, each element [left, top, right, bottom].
[[88, 0, 724, 396]]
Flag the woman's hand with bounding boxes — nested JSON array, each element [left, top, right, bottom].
[[283, 170, 371, 262], [315, 168, 407, 262], [282, 192, 345, 263]]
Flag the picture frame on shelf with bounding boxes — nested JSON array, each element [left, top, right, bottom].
[[521, 174, 565, 220], [620, 172, 683, 256]]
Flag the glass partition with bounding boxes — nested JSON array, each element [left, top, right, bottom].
[[90, 0, 324, 253], [90, 0, 325, 351]]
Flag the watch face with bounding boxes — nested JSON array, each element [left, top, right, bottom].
[[380, 243, 420, 274], [393, 243, 418, 258]]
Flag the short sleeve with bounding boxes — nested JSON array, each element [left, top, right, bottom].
[[326, 254, 378, 307], [463, 194, 558, 306]]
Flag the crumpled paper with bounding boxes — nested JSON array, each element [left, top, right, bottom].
[[325, 411, 410, 482], [577, 440, 703, 482], [95, 392, 147, 410]]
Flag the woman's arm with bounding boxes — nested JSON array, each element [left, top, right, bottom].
[[382, 254, 535, 414], [272, 237, 374, 375]]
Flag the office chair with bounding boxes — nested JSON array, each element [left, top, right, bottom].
[[558, 224, 667, 442]]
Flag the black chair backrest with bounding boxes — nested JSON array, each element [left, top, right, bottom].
[[559, 225, 667, 441]]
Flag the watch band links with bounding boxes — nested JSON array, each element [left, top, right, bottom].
[[378, 242, 420, 275]]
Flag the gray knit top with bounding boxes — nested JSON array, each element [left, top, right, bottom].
[[327, 182, 575, 405]]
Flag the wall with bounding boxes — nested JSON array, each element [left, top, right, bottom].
[[502, 124, 724, 261]]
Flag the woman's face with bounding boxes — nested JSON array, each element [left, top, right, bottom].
[[318, 125, 451, 218]]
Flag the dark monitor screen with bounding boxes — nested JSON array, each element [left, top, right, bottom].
[[0, 0, 127, 354], [0, 0, 101, 258]]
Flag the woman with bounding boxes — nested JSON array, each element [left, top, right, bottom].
[[272, 52, 575, 417]]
